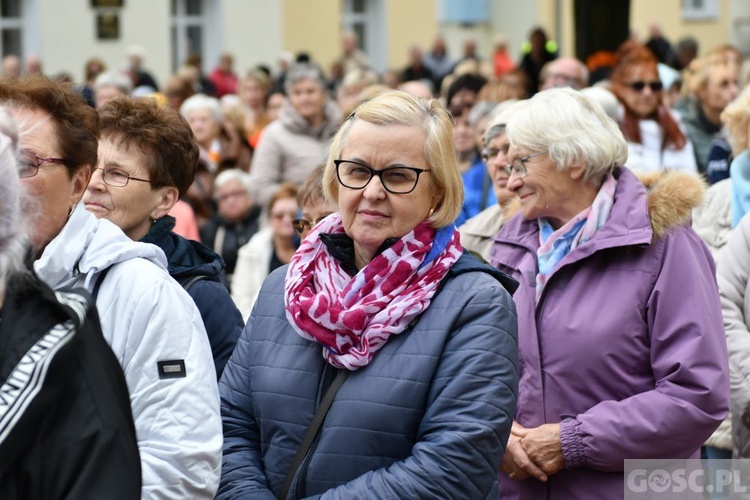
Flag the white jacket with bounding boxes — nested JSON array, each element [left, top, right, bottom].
[[34, 204, 222, 499], [231, 227, 273, 322]]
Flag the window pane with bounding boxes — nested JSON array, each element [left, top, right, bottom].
[[353, 23, 365, 50], [1, 0, 22, 18], [171, 0, 178, 16], [2, 28, 21, 57], [186, 0, 202, 15], [352, 0, 365, 14], [187, 26, 202, 56]]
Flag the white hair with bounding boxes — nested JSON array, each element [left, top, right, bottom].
[[214, 168, 251, 200], [180, 93, 223, 123], [94, 71, 133, 94], [0, 106, 29, 295], [506, 87, 627, 182]]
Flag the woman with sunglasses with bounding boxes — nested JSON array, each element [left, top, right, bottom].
[[610, 41, 697, 173], [231, 183, 298, 321], [491, 87, 728, 499], [0, 76, 223, 498], [219, 91, 519, 498]]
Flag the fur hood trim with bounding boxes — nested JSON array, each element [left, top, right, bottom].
[[636, 170, 706, 239]]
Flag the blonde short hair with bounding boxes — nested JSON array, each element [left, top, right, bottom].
[[722, 84, 750, 155], [323, 90, 462, 228]]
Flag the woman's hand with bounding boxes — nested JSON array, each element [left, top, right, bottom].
[[520, 423, 565, 476], [500, 422, 549, 482]]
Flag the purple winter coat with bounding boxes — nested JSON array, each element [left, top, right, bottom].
[[490, 167, 729, 499]]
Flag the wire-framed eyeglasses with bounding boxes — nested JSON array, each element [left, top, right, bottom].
[[502, 151, 548, 178], [334, 159, 430, 195], [95, 166, 151, 187], [18, 149, 67, 178]]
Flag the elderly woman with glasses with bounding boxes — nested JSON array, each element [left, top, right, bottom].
[[491, 87, 728, 499], [0, 75, 222, 498], [83, 97, 244, 379], [219, 90, 519, 499], [610, 41, 697, 174]]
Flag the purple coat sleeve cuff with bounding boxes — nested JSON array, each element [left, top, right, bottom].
[[560, 418, 586, 469]]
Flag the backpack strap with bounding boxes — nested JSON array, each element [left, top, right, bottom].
[[179, 274, 208, 293]]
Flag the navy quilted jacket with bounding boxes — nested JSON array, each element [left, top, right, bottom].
[[218, 252, 519, 499]]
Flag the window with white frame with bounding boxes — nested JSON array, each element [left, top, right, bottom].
[[342, 0, 385, 72], [171, 0, 205, 72], [682, 0, 719, 21], [0, 0, 23, 58]]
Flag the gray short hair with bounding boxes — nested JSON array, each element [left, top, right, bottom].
[[506, 88, 627, 182], [0, 106, 29, 293], [285, 62, 327, 95]]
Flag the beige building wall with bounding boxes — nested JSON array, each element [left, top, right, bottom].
[[283, 0, 340, 72], [385, 0, 437, 70], [630, 0, 732, 54]]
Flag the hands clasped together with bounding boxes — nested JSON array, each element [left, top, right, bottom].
[[501, 421, 565, 482]]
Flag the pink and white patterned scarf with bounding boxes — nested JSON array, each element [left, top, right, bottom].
[[284, 213, 463, 371]]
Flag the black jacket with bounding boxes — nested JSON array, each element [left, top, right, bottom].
[[200, 206, 262, 277], [0, 271, 141, 499]]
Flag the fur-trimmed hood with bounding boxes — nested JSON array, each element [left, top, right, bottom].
[[500, 168, 706, 240], [635, 170, 706, 239]]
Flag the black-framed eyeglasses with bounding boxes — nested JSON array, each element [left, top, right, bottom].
[[95, 166, 151, 187], [292, 214, 332, 236], [502, 151, 548, 178], [627, 80, 663, 93], [334, 159, 430, 195], [18, 149, 67, 178]]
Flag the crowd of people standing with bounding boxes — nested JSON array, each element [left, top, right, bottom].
[[0, 20, 748, 499]]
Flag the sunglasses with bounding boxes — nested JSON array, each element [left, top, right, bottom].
[[292, 214, 331, 236], [627, 80, 663, 93]]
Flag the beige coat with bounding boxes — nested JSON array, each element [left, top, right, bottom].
[[458, 203, 510, 262], [248, 100, 341, 205]]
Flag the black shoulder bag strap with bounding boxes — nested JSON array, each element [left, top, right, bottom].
[[278, 369, 350, 500], [92, 267, 111, 301]]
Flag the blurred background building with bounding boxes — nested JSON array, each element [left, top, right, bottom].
[[1, 0, 748, 85]]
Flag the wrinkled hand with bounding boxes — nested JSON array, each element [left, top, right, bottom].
[[520, 423, 565, 477], [501, 422, 549, 482]]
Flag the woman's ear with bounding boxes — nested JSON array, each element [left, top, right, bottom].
[[150, 186, 179, 220], [569, 163, 586, 181], [70, 167, 92, 207]]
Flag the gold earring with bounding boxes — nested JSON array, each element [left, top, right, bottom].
[[428, 207, 435, 217]]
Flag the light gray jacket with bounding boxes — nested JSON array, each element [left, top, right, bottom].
[[248, 100, 341, 205]]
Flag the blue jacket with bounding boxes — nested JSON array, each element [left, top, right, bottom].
[[218, 251, 519, 499], [143, 217, 243, 378]]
